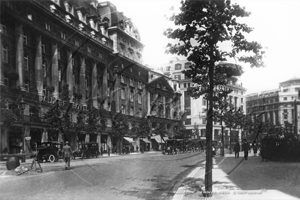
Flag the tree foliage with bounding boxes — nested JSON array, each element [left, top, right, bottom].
[[131, 117, 150, 138], [153, 123, 168, 140], [165, 0, 265, 99], [165, 0, 265, 194]]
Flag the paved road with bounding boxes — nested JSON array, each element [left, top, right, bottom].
[[0, 151, 205, 200]]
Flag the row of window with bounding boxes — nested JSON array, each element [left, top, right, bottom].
[[165, 62, 191, 71], [120, 88, 142, 104], [119, 74, 144, 88]]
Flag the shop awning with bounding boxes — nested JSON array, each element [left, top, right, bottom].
[[123, 137, 134, 143], [151, 136, 168, 143], [140, 138, 151, 143]]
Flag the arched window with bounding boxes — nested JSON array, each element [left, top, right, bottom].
[[175, 63, 182, 70]]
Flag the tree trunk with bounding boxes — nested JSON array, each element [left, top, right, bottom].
[[229, 128, 232, 154], [204, 64, 214, 196], [221, 121, 224, 156]]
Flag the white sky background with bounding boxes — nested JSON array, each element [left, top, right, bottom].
[[108, 0, 300, 94]]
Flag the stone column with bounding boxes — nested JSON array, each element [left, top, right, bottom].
[[52, 43, 59, 99], [163, 96, 166, 117], [101, 66, 108, 108], [92, 63, 98, 108], [114, 69, 120, 112], [67, 51, 74, 101], [97, 133, 101, 154], [16, 24, 25, 91], [0, 28, 3, 86], [79, 57, 86, 105], [147, 91, 151, 115], [35, 35, 43, 99]]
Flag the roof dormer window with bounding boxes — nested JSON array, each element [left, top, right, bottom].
[[77, 10, 85, 23], [89, 19, 95, 29]]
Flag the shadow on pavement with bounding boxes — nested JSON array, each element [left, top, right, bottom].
[[214, 154, 300, 199]]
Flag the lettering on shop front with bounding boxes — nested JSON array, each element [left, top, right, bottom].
[[40, 97, 88, 111]]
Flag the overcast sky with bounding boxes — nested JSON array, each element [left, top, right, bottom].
[[108, 0, 300, 94]]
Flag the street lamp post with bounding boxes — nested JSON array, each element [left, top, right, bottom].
[[19, 98, 26, 160]]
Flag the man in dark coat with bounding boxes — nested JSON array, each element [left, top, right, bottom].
[[62, 141, 72, 170], [234, 142, 240, 158], [243, 141, 250, 160]]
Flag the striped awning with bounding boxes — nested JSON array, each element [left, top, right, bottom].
[[140, 138, 151, 143], [123, 137, 134, 143], [151, 136, 168, 143]]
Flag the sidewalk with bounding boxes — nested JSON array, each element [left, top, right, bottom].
[[173, 151, 300, 200]]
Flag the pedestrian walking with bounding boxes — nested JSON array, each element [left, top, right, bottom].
[[62, 141, 72, 170], [100, 146, 103, 156], [260, 139, 268, 162], [243, 141, 250, 160], [107, 145, 110, 156], [252, 141, 258, 156], [234, 141, 240, 158]]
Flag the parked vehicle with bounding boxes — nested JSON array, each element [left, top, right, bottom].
[[73, 142, 100, 159], [36, 142, 63, 163]]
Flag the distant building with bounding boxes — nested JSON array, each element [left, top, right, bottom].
[[147, 69, 183, 150], [159, 58, 247, 147], [246, 77, 300, 135]]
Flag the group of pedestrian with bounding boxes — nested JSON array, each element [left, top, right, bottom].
[[233, 140, 258, 160]]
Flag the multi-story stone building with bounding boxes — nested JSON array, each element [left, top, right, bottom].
[[246, 77, 300, 135], [159, 57, 247, 147], [0, 0, 181, 155]]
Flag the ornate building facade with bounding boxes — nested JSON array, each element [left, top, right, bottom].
[[159, 57, 247, 147], [0, 0, 180, 155], [246, 77, 300, 136]]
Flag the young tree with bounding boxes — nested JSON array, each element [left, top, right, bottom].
[[131, 116, 151, 153], [153, 122, 169, 151], [165, 0, 265, 195], [213, 97, 234, 156], [111, 113, 129, 154], [222, 108, 240, 153]]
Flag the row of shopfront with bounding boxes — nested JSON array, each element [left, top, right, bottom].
[[0, 119, 244, 156], [0, 123, 203, 155], [0, 123, 169, 155]]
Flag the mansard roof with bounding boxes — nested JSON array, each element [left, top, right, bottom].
[[147, 76, 175, 95]]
